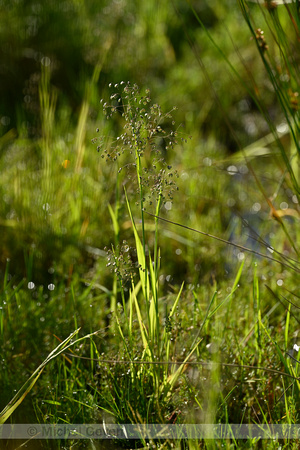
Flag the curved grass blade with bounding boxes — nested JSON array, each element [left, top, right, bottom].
[[0, 328, 100, 424]]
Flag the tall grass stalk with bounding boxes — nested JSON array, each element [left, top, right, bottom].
[[253, 263, 262, 363], [0, 328, 100, 424], [107, 174, 121, 314], [189, 0, 300, 258], [92, 83, 208, 427], [39, 65, 57, 196]]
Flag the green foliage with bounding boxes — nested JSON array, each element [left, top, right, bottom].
[[1, 1, 300, 449]]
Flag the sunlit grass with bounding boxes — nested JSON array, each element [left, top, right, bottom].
[[0, 1, 300, 449]]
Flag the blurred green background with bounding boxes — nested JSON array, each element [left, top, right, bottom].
[[1, 0, 283, 287]]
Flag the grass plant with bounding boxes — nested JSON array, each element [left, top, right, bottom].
[[1, 1, 300, 449]]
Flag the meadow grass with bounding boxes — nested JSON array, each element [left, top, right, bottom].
[[0, 1, 300, 449]]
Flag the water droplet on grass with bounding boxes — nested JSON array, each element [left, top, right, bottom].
[[251, 202, 261, 213], [1, 116, 10, 126], [280, 202, 288, 210], [41, 56, 51, 67], [227, 165, 238, 175], [237, 252, 245, 261], [203, 157, 212, 166], [276, 122, 288, 134]]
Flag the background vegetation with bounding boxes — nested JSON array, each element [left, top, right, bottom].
[[0, 0, 300, 448]]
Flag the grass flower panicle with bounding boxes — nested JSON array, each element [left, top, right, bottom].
[[94, 82, 181, 208]]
